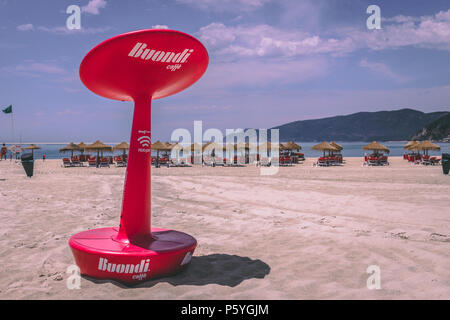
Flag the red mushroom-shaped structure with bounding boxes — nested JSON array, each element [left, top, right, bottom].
[[68, 29, 208, 283]]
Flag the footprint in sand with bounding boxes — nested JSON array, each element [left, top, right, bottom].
[[430, 233, 450, 242]]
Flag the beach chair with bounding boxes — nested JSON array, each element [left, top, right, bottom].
[[202, 156, 213, 166], [71, 156, 83, 167], [213, 157, 225, 166], [88, 158, 97, 167], [430, 157, 440, 166], [259, 156, 271, 167], [115, 157, 126, 167], [379, 156, 389, 166], [316, 157, 329, 167], [367, 156, 379, 166], [169, 158, 191, 167], [328, 156, 338, 166], [99, 157, 110, 167], [62, 158, 73, 167]]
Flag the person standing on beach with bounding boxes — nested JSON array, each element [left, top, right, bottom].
[[1, 143, 7, 160], [42, 153, 46, 161]]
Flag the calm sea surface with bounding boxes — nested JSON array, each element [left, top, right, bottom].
[[3, 141, 449, 159]]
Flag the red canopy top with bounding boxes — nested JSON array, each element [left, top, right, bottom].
[[79, 29, 209, 101]]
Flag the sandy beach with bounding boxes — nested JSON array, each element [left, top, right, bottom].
[[0, 157, 449, 299]]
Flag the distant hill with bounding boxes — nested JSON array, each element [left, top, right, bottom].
[[271, 109, 448, 142], [410, 113, 450, 141]]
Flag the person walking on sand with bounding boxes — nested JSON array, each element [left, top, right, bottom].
[[1, 143, 7, 160]]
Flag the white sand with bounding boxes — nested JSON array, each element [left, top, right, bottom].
[[0, 157, 449, 299]]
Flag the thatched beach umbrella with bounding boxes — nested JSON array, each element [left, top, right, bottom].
[[411, 140, 440, 155], [403, 141, 417, 149], [311, 141, 338, 156], [258, 141, 283, 151], [189, 143, 202, 152], [85, 140, 112, 166], [152, 140, 170, 151], [329, 141, 343, 151], [151, 140, 170, 162], [77, 142, 89, 156], [245, 142, 258, 151], [203, 142, 224, 159], [113, 141, 129, 159], [24, 144, 41, 157], [59, 142, 81, 157], [283, 141, 302, 151], [362, 141, 390, 155], [78, 142, 88, 149]]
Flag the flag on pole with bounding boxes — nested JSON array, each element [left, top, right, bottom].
[[2, 105, 12, 114]]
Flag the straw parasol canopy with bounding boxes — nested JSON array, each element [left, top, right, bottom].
[[151, 141, 171, 164], [85, 140, 112, 151], [113, 141, 129, 151], [24, 144, 41, 150], [85, 140, 112, 166], [189, 143, 203, 153], [311, 141, 338, 156], [203, 142, 225, 158], [258, 141, 283, 151], [411, 140, 440, 155], [24, 144, 41, 157], [113, 141, 129, 158], [151, 140, 170, 151], [78, 142, 88, 149], [203, 141, 224, 151], [403, 141, 417, 149], [283, 141, 302, 150], [329, 141, 343, 151], [59, 142, 81, 157], [163, 141, 173, 149], [245, 142, 258, 151], [77, 142, 89, 154], [362, 141, 390, 154]]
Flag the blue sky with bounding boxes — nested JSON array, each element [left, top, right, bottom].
[[1, 0, 450, 142]]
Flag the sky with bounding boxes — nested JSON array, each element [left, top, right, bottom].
[[0, 0, 450, 143]]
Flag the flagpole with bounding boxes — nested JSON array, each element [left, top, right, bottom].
[[11, 111, 15, 144]]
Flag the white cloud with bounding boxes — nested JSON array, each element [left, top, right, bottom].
[[152, 25, 169, 29], [197, 9, 450, 62], [197, 23, 355, 60], [359, 59, 408, 84], [82, 0, 107, 15], [17, 24, 33, 31], [350, 10, 450, 51]]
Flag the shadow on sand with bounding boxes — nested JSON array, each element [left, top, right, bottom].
[[82, 253, 271, 289]]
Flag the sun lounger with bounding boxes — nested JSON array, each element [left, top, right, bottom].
[[62, 158, 74, 167], [214, 157, 225, 166], [88, 158, 97, 167], [367, 156, 379, 166], [71, 156, 84, 167], [98, 157, 110, 167], [169, 158, 191, 167], [114, 157, 127, 167], [315, 157, 329, 167], [379, 156, 389, 166], [430, 157, 441, 165]]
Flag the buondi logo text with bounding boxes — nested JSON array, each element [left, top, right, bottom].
[[128, 42, 194, 71], [98, 257, 150, 280]]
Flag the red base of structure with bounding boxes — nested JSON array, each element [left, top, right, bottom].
[[69, 227, 197, 283]]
